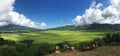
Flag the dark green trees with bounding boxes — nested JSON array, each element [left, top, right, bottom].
[[103, 32, 120, 45]]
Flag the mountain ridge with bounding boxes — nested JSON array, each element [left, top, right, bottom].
[[0, 24, 37, 30], [49, 23, 120, 30]]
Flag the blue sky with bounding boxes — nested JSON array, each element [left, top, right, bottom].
[[13, 0, 107, 28]]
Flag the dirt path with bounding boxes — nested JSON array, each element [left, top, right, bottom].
[[47, 50, 79, 56], [46, 46, 120, 56]]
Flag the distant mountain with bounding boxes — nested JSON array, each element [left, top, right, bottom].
[[1, 23, 120, 31], [49, 23, 120, 30], [0, 24, 37, 31]]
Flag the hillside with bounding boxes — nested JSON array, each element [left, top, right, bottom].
[[50, 23, 120, 30], [0, 24, 37, 31], [47, 46, 120, 56]]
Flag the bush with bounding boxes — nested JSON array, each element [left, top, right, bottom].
[[24, 43, 55, 56], [4, 40, 16, 46], [94, 38, 105, 46], [24, 45, 38, 56], [19, 40, 34, 47], [0, 38, 4, 45], [109, 42, 120, 46], [74, 41, 91, 50], [61, 41, 71, 52], [103, 33, 111, 44], [103, 32, 120, 45], [0, 48, 18, 56], [15, 44, 27, 52]]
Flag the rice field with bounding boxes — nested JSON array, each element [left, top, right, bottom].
[[0, 30, 117, 44]]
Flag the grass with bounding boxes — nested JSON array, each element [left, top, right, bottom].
[[47, 46, 120, 56], [0, 30, 118, 44], [75, 46, 120, 56]]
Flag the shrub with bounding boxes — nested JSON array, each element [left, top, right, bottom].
[[74, 41, 91, 50], [0, 38, 4, 45], [15, 44, 27, 52], [0, 48, 18, 56], [94, 38, 105, 46], [103, 33, 111, 44], [19, 40, 34, 47], [24, 43, 55, 56], [61, 41, 71, 52], [103, 32, 120, 45], [4, 40, 16, 47]]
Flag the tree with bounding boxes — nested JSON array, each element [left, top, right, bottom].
[[19, 40, 34, 47], [4, 40, 16, 47], [0, 38, 4, 45], [103, 33, 111, 44], [0, 48, 18, 56]]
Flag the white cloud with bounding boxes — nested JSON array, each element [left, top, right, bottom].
[[72, 0, 120, 26], [0, 0, 47, 29], [39, 22, 47, 29]]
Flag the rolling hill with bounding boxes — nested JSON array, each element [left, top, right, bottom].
[[50, 23, 120, 30], [0, 24, 37, 31]]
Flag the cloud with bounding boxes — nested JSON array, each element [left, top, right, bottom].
[[0, 0, 47, 29], [72, 0, 120, 26], [39, 22, 47, 29]]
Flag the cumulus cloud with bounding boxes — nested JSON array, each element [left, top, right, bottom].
[[0, 0, 47, 29], [72, 0, 120, 26], [39, 22, 47, 29]]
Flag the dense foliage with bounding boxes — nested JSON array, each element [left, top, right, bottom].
[[103, 33, 120, 45], [0, 38, 56, 56]]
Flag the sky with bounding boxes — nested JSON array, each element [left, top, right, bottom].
[[13, 0, 97, 28], [0, 0, 120, 29]]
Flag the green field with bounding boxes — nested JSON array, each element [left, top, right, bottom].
[[0, 30, 117, 44]]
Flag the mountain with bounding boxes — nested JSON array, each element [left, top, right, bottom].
[[49, 23, 120, 30], [1, 23, 120, 31], [0, 24, 37, 31]]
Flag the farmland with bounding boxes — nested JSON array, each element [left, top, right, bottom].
[[0, 30, 117, 44]]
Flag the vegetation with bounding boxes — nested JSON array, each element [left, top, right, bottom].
[[75, 46, 120, 56], [0, 24, 36, 31], [47, 46, 120, 56], [50, 23, 120, 30], [103, 32, 120, 45], [1, 30, 113, 43], [0, 30, 120, 56]]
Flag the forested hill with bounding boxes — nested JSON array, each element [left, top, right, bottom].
[[49, 23, 120, 30], [0, 24, 37, 31], [1, 23, 120, 31]]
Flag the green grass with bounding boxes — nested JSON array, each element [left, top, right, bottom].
[[0, 30, 118, 44], [74, 46, 120, 56]]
